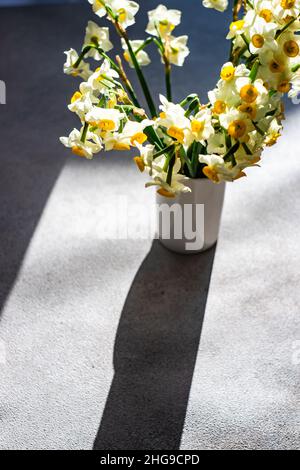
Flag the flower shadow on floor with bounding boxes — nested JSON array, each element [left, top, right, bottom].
[[94, 240, 216, 450]]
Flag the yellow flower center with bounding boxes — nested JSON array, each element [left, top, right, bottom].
[[238, 103, 257, 119], [266, 133, 281, 146], [159, 112, 167, 119], [158, 20, 175, 35], [191, 120, 205, 133], [97, 119, 115, 131], [117, 8, 127, 23], [70, 91, 82, 104], [133, 156, 145, 173], [259, 9, 273, 22], [240, 84, 258, 103], [123, 51, 130, 63], [157, 188, 176, 198], [252, 34, 265, 49], [167, 126, 185, 143], [230, 20, 245, 33], [269, 59, 285, 73], [221, 65, 235, 81], [213, 100, 226, 114], [281, 0, 295, 9], [71, 145, 86, 157], [203, 166, 220, 183], [228, 120, 247, 139], [113, 142, 130, 151], [277, 80, 291, 93], [283, 40, 299, 57], [130, 132, 147, 145]]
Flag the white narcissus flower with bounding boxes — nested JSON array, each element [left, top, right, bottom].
[[84, 21, 113, 60], [146, 156, 191, 196], [202, 0, 228, 13], [156, 95, 193, 146], [264, 118, 282, 146], [199, 154, 246, 182], [219, 108, 254, 142], [121, 119, 154, 146], [81, 59, 120, 95], [90, 0, 139, 28], [289, 69, 300, 99], [146, 4, 181, 38], [104, 119, 154, 151], [86, 107, 124, 132], [190, 108, 214, 143], [274, 0, 300, 21], [247, 16, 277, 55], [63, 49, 91, 80], [235, 77, 269, 105], [166, 36, 190, 67], [121, 39, 151, 68], [133, 142, 156, 173], [68, 89, 97, 120], [60, 128, 102, 159]]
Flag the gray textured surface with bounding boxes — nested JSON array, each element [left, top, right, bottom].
[[0, 2, 299, 450]]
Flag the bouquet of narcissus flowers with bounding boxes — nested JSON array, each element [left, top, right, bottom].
[[60, 0, 300, 197]]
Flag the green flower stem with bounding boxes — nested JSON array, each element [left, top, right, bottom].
[[135, 37, 154, 55], [165, 61, 172, 102], [166, 153, 176, 186], [153, 143, 176, 160], [223, 141, 239, 164], [121, 32, 157, 118], [252, 120, 265, 136], [179, 146, 194, 177], [249, 59, 260, 82], [276, 17, 297, 39], [73, 46, 92, 68], [80, 122, 89, 143], [112, 18, 156, 117]]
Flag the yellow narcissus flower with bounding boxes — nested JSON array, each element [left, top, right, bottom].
[[60, 128, 102, 159], [146, 4, 181, 38], [226, 19, 246, 39], [121, 39, 151, 68], [84, 21, 113, 60]]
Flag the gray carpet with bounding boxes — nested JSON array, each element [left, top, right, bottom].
[[0, 2, 299, 450]]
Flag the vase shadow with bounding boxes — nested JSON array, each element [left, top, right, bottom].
[[93, 240, 216, 450]]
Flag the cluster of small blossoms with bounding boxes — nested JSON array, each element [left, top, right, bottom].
[[60, 0, 300, 197]]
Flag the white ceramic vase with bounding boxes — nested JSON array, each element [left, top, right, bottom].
[[156, 178, 225, 254]]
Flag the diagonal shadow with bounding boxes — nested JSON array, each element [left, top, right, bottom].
[[94, 240, 216, 450]]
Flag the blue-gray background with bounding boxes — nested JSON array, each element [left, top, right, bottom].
[[0, 0, 81, 5]]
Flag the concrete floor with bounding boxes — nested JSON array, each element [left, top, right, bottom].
[[0, 2, 299, 450]]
